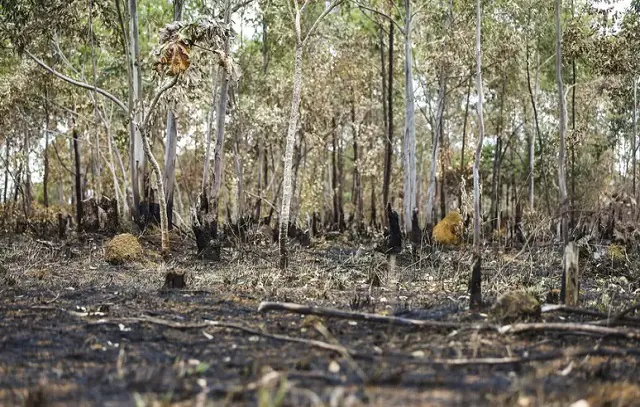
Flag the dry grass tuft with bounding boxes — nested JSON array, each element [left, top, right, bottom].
[[490, 291, 541, 323], [432, 211, 463, 246], [586, 382, 640, 407], [104, 233, 143, 264]]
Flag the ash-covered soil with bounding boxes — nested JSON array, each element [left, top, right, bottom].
[[1, 233, 639, 406]]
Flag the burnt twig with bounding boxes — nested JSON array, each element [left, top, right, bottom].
[[258, 301, 491, 330]]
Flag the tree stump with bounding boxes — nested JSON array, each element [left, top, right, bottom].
[[80, 198, 100, 233], [411, 208, 422, 255], [164, 272, 186, 289], [100, 197, 119, 234], [469, 252, 482, 308], [57, 213, 66, 239], [563, 242, 580, 305], [191, 194, 220, 261], [386, 204, 402, 282]]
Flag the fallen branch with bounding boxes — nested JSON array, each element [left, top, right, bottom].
[[89, 316, 355, 357], [413, 346, 640, 366], [610, 303, 640, 324], [542, 304, 640, 327], [500, 322, 640, 340], [85, 316, 640, 368], [258, 301, 490, 330]]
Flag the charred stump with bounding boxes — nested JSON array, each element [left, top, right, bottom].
[[164, 271, 186, 289], [469, 252, 482, 308], [411, 208, 422, 255], [100, 197, 119, 234], [514, 202, 525, 245], [81, 198, 101, 233], [191, 193, 220, 261], [386, 204, 402, 281], [136, 201, 161, 229], [57, 213, 66, 239]]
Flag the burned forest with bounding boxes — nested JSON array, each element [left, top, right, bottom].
[[1, 0, 640, 405]]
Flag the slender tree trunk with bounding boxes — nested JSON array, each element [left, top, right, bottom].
[[634, 77, 638, 201], [427, 1, 451, 233], [128, 0, 144, 214], [555, 0, 570, 302], [382, 21, 394, 214], [279, 41, 304, 268], [527, 102, 534, 211], [255, 15, 269, 221], [233, 130, 245, 219], [278, 0, 337, 267], [490, 79, 505, 231], [73, 129, 83, 230], [403, 0, 417, 234], [163, 110, 178, 228], [526, 46, 551, 215], [202, 66, 220, 195], [88, 0, 102, 199], [436, 0, 453, 223], [337, 127, 345, 231], [3, 140, 9, 203], [570, 0, 576, 229], [43, 89, 50, 207], [105, 125, 123, 215], [332, 118, 339, 227], [23, 132, 32, 217], [210, 0, 232, 224], [555, 0, 569, 245], [458, 71, 472, 211], [470, 0, 485, 309], [352, 101, 363, 231], [140, 128, 170, 252], [161, 0, 184, 230]]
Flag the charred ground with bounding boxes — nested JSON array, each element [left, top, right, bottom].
[[1, 232, 639, 406]]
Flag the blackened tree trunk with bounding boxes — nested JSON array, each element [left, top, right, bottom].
[[382, 21, 394, 215], [23, 131, 32, 217], [490, 79, 505, 231], [470, 0, 485, 309], [3, 139, 8, 203], [73, 129, 83, 230], [634, 77, 638, 202], [352, 102, 363, 231], [332, 118, 340, 228]]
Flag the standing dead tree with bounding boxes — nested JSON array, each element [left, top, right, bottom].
[[470, 0, 485, 309]]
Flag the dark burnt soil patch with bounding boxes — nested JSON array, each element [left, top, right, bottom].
[[0, 235, 639, 406]]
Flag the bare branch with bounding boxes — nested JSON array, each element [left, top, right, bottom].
[[258, 301, 491, 330], [500, 322, 640, 340], [353, 2, 405, 35], [25, 50, 128, 113], [231, 0, 255, 13], [141, 76, 179, 130], [302, 0, 345, 45]]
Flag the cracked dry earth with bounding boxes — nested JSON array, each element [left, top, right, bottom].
[[1, 234, 640, 406]]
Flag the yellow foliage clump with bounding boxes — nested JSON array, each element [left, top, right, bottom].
[[432, 211, 463, 245], [607, 244, 626, 262], [104, 233, 143, 264]]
